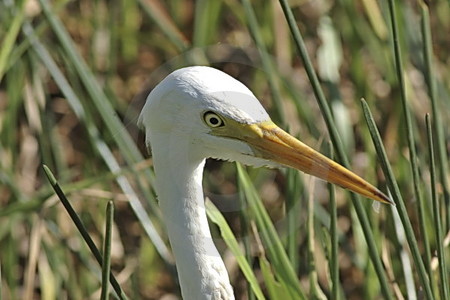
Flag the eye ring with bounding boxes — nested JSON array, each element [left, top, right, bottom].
[[203, 111, 224, 128]]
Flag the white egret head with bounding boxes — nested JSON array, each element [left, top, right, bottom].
[[139, 66, 276, 168], [138, 66, 392, 299], [139, 66, 392, 204]]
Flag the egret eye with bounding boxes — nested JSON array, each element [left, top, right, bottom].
[[203, 111, 224, 128]]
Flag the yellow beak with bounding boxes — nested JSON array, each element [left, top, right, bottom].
[[237, 121, 392, 205]]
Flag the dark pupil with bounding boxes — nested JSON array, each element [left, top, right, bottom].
[[209, 116, 219, 125]]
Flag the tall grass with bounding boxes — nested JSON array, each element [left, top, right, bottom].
[[1, 0, 449, 299]]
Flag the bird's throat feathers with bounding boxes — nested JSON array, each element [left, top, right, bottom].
[[149, 131, 234, 298]]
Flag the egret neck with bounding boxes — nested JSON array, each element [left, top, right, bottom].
[[150, 131, 235, 299]]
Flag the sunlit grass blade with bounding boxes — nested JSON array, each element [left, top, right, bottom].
[[236, 163, 306, 300], [259, 256, 290, 299], [306, 178, 326, 300], [390, 205, 417, 299], [360, 99, 434, 299], [360, 0, 388, 40], [42, 165, 129, 300], [420, 1, 450, 229], [237, 173, 257, 300], [100, 201, 114, 300], [411, 117, 434, 294], [23, 216, 40, 300], [37, 250, 56, 300], [426, 114, 449, 300], [278, 1, 393, 298], [205, 199, 265, 300]]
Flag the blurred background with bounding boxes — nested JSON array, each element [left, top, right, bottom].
[[0, 0, 449, 299]]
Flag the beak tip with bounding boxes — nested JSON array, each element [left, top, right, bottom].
[[386, 199, 396, 206], [376, 190, 395, 206]]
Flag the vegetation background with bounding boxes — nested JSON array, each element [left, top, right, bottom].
[[0, 0, 449, 299]]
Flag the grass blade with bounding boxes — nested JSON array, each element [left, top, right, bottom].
[[361, 0, 388, 40], [360, 99, 434, 299], [306, 177, 326, 300], [193, 0, 222, 46], [38, 0, 147, 170], [385, 0, 435, 297], [119, 0, 139, 61], [1, 0, 449, 298], [390, 205, 417, 299], [241, 0, 285, 123], [0, 257, 2, 300], [285, 168, 302, 272], [136, 0, 189, 51], [420, 1, 450, 228], [22, 16, 171, 264], [237, 163, 306, 300], [42, 165, 129, 300], [412, 5, 435, 280], [259, 255, 291, 299], [100, 201, 114, 300], [205, 199, 266, 300], [385, 0, 424, 221], [426, 114, 449, 300], [36, 0, 166, 225], [0, 3, 25, 82], [237, 173, 257, 300], [278, 1, 393, 298], [328, 143, 339, 300]]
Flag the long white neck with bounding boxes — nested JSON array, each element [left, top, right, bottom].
[[150, 132, 235, 300]]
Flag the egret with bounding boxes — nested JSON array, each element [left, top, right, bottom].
[[138, 66, 391, 299]]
